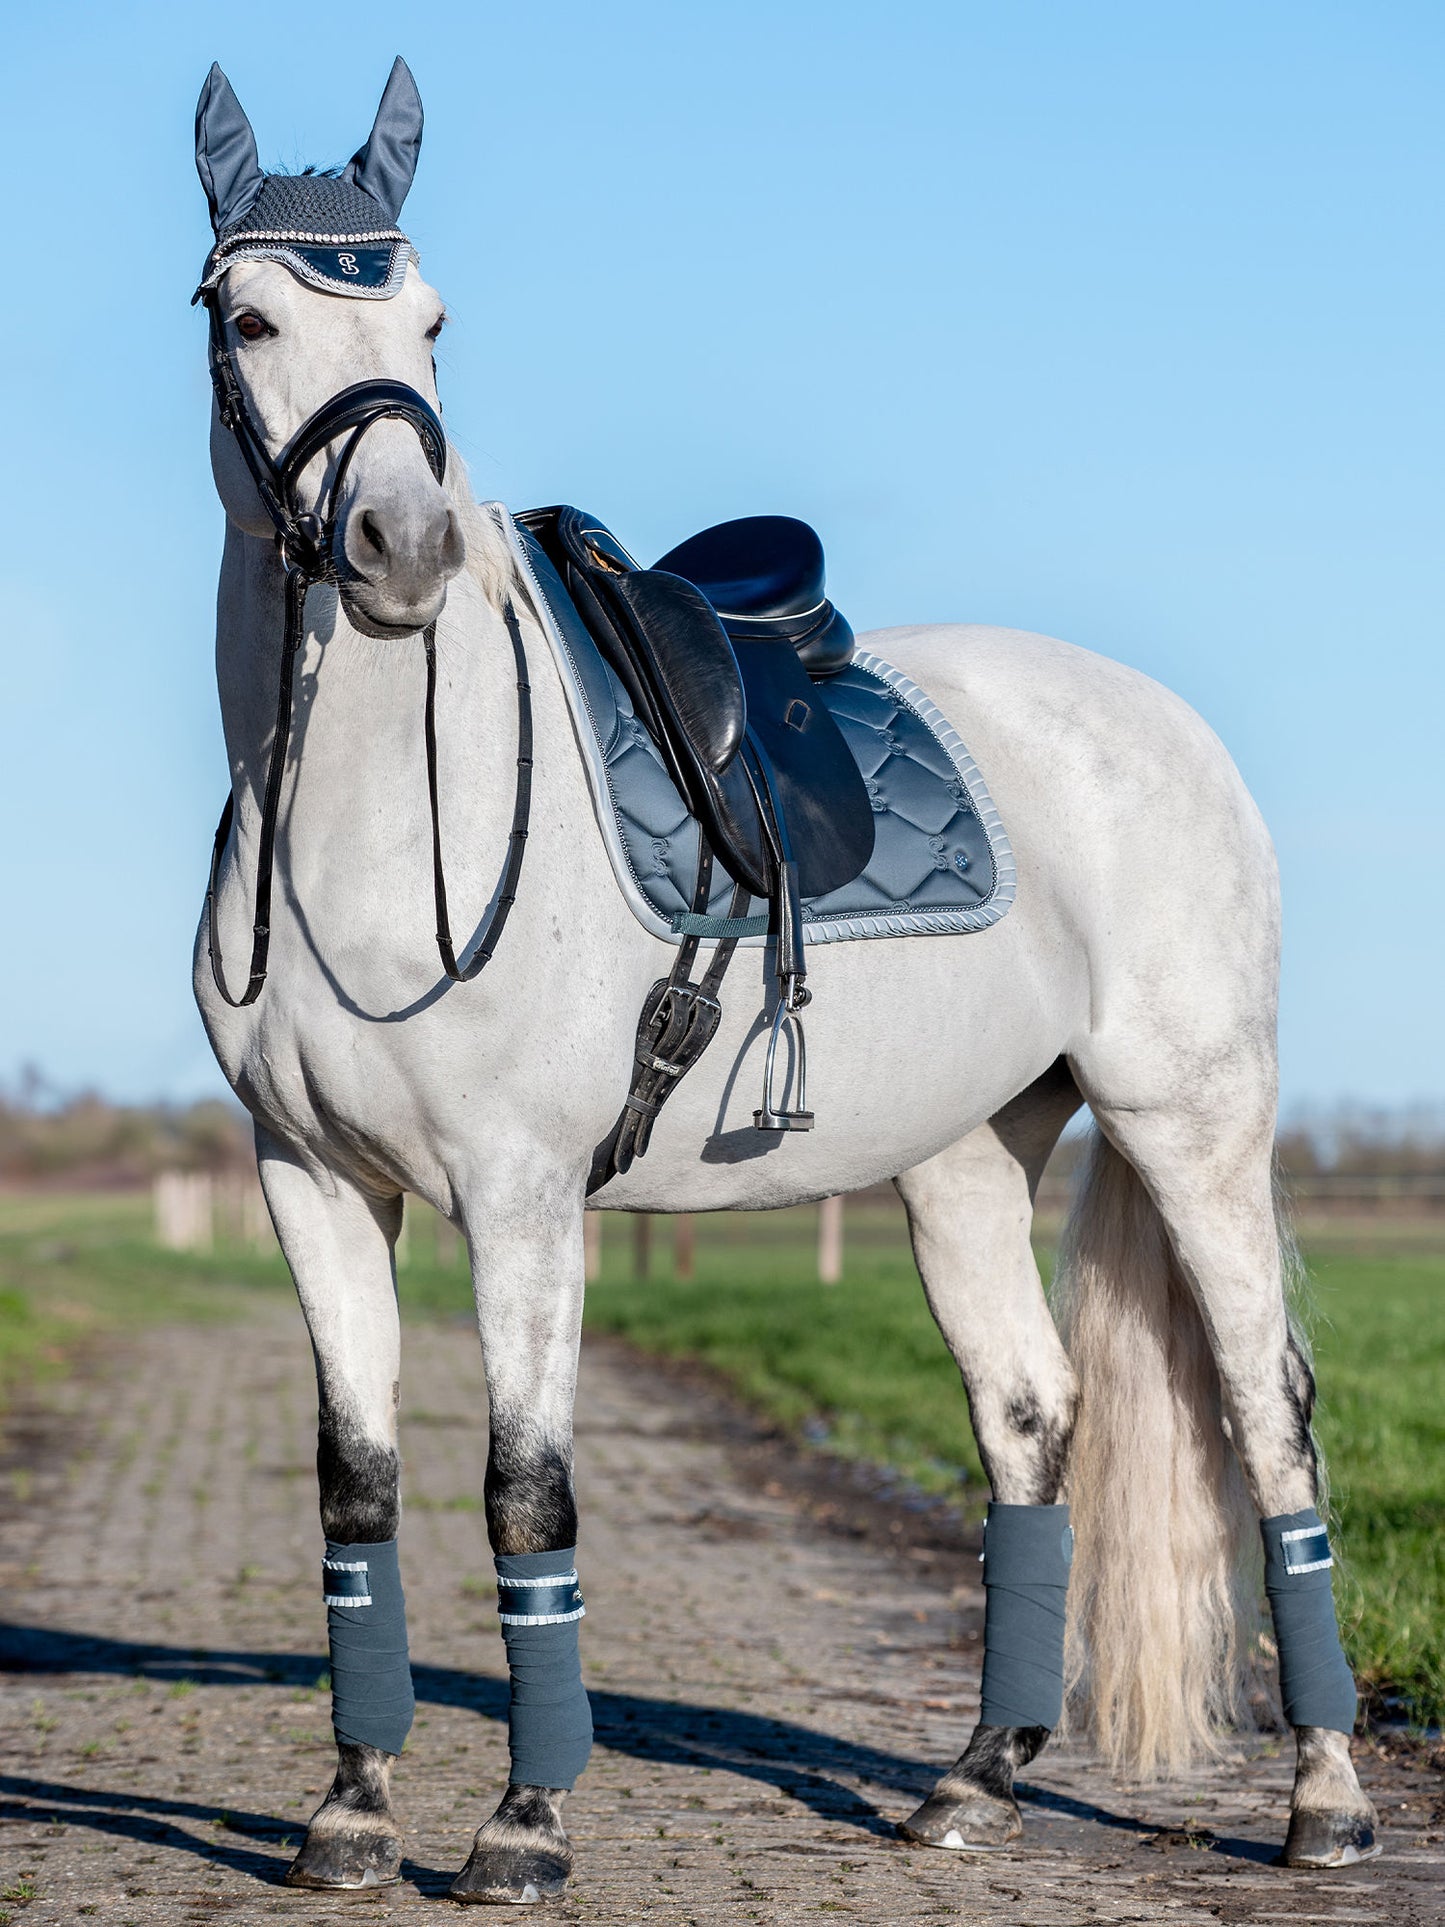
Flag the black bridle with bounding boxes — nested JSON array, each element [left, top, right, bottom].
[[198, 288, 532, 1006]]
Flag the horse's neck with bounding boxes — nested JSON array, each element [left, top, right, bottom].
[[215, 522, 519, 914]]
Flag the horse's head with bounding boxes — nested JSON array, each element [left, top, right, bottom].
[[195, 60, 464, 638]]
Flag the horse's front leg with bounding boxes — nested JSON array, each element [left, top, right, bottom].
[[450, 1174, 590, 1907], [255, 1131, 412, 1891]]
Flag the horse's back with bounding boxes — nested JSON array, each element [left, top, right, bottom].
[[861, 620, 1276, 918]]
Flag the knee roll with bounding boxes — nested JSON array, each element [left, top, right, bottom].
[[1261, 1509, 1356, 1733], [497, 1548, 592, 1789], [979, 1501, 1073, 1731]]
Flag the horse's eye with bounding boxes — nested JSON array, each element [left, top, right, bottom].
[[425, 313, 447, 342], [235, 313, 271, 342]]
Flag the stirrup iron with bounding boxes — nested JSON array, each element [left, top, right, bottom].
[[754, 980, 813, 1133]]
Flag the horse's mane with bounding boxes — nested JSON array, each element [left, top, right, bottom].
[[446, 453, 523, 615]]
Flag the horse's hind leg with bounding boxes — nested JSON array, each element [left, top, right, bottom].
[[254, 1132, 410, 1891], [1075, 1047, 1378, 1869], [894, 1060, 1084, 1851]]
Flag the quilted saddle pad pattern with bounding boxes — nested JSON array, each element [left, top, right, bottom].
[[494, 505, 1016, 947]]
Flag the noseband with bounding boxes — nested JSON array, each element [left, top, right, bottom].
[[198, 291, 532, 1006]]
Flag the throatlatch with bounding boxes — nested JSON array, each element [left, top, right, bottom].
[[323, 1539, 415, 1757], [978, 1502, 1074, 1731], [496, 1550, 593, 1789], [1261, 1509, 1357, 1733]]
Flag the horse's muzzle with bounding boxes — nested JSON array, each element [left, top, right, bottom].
[[338, 493, 466, 637]]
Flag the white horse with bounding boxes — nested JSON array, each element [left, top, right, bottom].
[[192, 63, 1378, 1906]]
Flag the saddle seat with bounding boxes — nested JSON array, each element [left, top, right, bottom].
[[654, 515, 856, 678], [516, 507, 876, 911]]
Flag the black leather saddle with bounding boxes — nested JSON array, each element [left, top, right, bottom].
[[517, 508, 875, 916], [520, 505, 875, 1169]]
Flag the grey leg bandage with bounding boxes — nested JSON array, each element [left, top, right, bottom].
[[323, 1538, 415, 1756], [1262, 1509, 1356, 1733], [497, 1548, 592, 1789], [979, 1501, 1073, 1730]]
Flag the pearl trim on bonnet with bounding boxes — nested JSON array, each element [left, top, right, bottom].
[[215, 228, 406, 252]]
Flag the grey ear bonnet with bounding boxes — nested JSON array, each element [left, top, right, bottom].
[[195, 57, 422, 301]]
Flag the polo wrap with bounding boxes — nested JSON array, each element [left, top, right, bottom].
[[497, 1548, 593, 1789], [978, 1501, 1073, 1731], [323, 1537, 415, 1756], [1261, 1509, 1357, 1733]]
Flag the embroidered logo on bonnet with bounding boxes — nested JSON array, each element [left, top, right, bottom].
[[194, 57, 423, 301]]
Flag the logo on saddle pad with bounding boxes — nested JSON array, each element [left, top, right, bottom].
[[784, 699, 812, 733]]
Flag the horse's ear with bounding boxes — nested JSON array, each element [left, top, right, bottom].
[[344, 57, 423, 223], [195, 63, 265, 235]]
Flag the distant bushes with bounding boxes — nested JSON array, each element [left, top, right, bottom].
[[0, 1071, 251, 1188]]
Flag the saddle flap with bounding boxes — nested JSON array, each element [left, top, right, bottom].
[[731, 637, 876, 897]]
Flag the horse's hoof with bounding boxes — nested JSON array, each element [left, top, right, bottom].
[[450, 1786, 572, 1905], [898, 1784, 1022, 1851], [284, 1818, 403, 1889], [1280, 1807, 1382, 1869], [448, 1843, 570, 1905]]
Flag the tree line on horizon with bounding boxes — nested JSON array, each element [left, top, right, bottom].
[[2, 1075, 1442, 1192]]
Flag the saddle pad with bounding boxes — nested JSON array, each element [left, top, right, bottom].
[[492, 505, 1017, 947]]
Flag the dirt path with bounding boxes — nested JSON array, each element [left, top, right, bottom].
[[0, 1302, 1439, 1926]]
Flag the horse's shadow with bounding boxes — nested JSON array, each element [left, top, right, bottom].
[[0, 1621, 1278, 1886]]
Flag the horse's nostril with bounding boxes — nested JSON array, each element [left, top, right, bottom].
[[360, 510, 389, 561]]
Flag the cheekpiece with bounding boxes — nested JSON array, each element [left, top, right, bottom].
[[197, 171, 415, 301]]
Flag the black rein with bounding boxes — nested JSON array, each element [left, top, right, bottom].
[[199, 290, 532, 1005]]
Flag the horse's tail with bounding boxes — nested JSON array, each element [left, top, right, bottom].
[[1051, 1130, 1261, 1775]]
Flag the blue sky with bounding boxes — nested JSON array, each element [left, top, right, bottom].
[[1, 1, 1440, 1109]]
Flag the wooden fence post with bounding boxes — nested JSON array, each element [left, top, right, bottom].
[[583, 1211, 601, 1282], [673, 1213, 695, 1281], [818, 1194, 844, 1284], [631, 1213, 652, 1281], [154, 1171, 215, 1252]]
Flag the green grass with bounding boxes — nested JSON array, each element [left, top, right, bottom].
[[1309, 1251, 1445, 1725], [0, 1192, 289, 1402], [0, 1191, 1440, 1725], [0, 1191, 471, 1407]]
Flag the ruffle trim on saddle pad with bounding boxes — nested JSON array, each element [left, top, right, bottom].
[[490, 504, 1016, 947]]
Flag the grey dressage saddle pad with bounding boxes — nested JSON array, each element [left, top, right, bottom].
[[491, 506, 1017, 946]]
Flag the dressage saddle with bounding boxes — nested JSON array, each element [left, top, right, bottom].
[[517, 507, 875, 1181], [518, 507, 874, 915]]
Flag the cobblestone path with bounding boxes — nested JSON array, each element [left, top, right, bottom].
[[0, 1302, 1439, 1924]]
